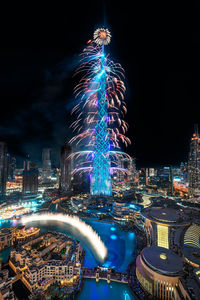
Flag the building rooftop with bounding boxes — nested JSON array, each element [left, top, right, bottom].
[[142, 246, 183, 275], [182, 246, 200, 267], [141, 206, 189, 225]]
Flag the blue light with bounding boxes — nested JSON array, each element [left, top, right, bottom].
[[90, 43, 112, 196], [128, 232, 134, 240], [110, 234, 117, 240], [129, 204, 136, 209], [110, 227, 116, 231], [123, 291, 131, 300], [103, 262, 111, 268]]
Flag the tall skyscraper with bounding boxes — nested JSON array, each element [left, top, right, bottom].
[[0, 142, 8, 196], [188, 128, 200, 196], [42, 148, 52, 183], [7, 155, 16, 181], [22, 160, 38, 197], [60, 144, 72, 191]]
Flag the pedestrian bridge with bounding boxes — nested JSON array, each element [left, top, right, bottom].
[[82, 267, 128, 284]]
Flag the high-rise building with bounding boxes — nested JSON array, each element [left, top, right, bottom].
[[149, 168, 155, 177], [126, 157, 136, 182], [22, 160, 38, 197], [59, 144, 72, 191], [7, 155, 16, 181], [42, 148, 52, 183], [139, 168, 146, 185], [0, 142, 8, 196], [188, 129, 200, 196]]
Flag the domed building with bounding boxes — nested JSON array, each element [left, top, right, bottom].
[[136, 246, 183, 299], [141, 207, 190, 249], [182, 224, 200, 268]]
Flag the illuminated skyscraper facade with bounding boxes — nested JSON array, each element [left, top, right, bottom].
[[90, 41, 112, 196], [42, 148, 52, 183], [70, 28, 131, 197], [0, 142, 8, 196], [7, 155, 16, 181], [23, 161, 38, 197], [188, 130, 200, 196]]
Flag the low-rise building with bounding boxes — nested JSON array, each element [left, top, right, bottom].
[[141, 207, 190, 249], [111, 199, 141, 224], [0, 269, 15, 300], [136, 246, 183, 299], [0, 228, 15, 251], [9, 232, 83, 294], [0, 226, 40, 251]]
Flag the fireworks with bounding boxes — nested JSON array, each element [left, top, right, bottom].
[[70, 32, 130, 149], [70, 28, 131, 195], [93, 28, 111, 45]]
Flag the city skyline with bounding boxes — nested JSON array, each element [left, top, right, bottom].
[[1, 2, 200, 300], [0, 1, 199, 167]]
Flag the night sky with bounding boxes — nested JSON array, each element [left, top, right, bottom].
[[0, 1, 199, 167]]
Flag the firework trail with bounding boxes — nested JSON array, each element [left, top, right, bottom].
[[69, 28, 131, 195]]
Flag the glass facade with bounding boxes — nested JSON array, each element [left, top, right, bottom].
[[157, 225, 169, 249]]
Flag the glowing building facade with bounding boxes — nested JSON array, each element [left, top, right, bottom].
[[157, 225, 169, 249], [141, 207, 190, 249], [70, 28, 131, 196], [136, 246, 183, 299], [188, 130, 200, 196], [22, 161, 38, 197], [90, 41, 112, 196]]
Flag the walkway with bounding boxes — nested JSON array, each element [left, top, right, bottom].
[[82, 267, 128, 284]]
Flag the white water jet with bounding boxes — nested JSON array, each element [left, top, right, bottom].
[[22, 213, 107, 262]]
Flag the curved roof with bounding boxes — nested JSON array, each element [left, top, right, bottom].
[[150, 207, 179, 222], [184, 224, 200, 248], [182, 246, 200, 267], [141, 206, 189, 225], [142, 246, 183, 275]]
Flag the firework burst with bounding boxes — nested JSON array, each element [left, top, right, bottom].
[[70, 29, 131, 195], [93, 28, 111, 45]]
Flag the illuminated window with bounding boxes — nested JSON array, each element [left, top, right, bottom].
[[136, 268, 152, 294], [157, 225, 169, 249]]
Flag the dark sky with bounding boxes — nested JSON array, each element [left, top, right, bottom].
[[0, 1, 199, 167]]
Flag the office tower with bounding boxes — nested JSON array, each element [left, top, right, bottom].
[[180, 161, 188, 182], [60, 144, 72, 191], [149, 168, 155, 177], [22, 160, 38, 197], [42, 148, 52, 183], [139, 168, 146, 185], [188, 128, 200, 196], [7, 155, 16, 181], [127, 157, 136, 181], [0, 142, 8, 196], [157, 167, 171, 189]]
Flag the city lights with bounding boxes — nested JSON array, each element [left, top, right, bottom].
[[0, 11, 199, 299]]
